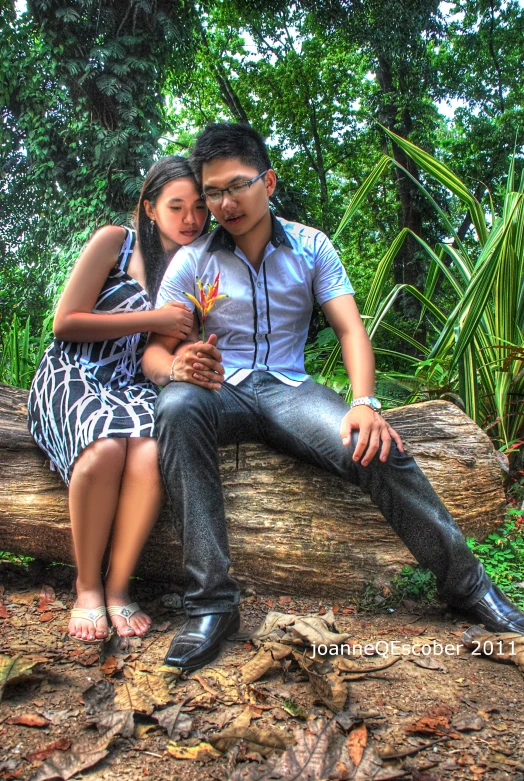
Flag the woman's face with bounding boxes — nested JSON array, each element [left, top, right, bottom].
[[145, 178, 208, 252]]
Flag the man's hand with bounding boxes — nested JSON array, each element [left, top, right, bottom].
[[171, 334, 225, 390], [340, 405, 404, 467]]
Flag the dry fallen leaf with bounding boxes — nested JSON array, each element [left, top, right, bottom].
[[134, 723, 157, 740], [152, 703, 193, 739], [293, 653, 348, 713], [452, 712, 485, 732], [406, 704, 453, 736], [229, 716, 381, 781], [36, 587, 55, 614], [30, 710, 132, 780], [409, 656, 447, 672], [100, 656, 121, 676], [209, 707, 274, 754], [251, 611, 350, 648], [0, 602, 8, 620], [193, 666, 240, 704], [133, 671, 172, 707], [82, 679, 115, 717], [70, 648, 99, 667], [240, 643, 293, 684], [251, 612, 298, 645], [90, 709, 134, 737], [206, 710, 243, 737], [7, 713, 49, 728], [184, 692, 217, 710], [0, 655, 37, 703], [346, 723, 367, 767], [210, 722, 294, 756], [114, 682, 156, 715], [166, 742, 222, 761], [30, 743, 109, 780], [334, 656, 402, 678], [461, 626, 524, 672], [25, 739, 72, 764], [10, 590, 39, 606], [286, 613, 351, 647]]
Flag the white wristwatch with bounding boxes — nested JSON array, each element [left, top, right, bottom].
[[350, 396, 382, 413]]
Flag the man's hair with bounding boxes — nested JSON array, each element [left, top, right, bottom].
[[190, 123, 272, 185]]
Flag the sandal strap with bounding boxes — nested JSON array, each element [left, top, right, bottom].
[[70, 605, 107, 628], [107, 602, 141, 625]]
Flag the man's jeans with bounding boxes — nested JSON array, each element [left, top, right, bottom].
[[155, 372, 489, 616]]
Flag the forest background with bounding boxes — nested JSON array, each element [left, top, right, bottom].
[[2, 0, 524, 603], [1, 0, 524, 451]]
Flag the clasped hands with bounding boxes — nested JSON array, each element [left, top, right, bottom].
[[170, 334, 225, 391]]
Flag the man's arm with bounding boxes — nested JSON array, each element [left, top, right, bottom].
[[321, 295, 404, 466], [142, 316, 224, 390]]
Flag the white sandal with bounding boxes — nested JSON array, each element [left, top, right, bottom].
[[107, 602, 144, 636], [69, 605, 109, 643]]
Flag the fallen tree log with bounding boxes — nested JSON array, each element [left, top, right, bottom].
[[0, 382, 506, 599]]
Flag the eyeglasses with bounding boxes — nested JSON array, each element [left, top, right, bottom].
[[202, 170, 268, 203]]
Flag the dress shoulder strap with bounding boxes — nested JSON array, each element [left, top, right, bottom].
[[116, 227, 137, 274]]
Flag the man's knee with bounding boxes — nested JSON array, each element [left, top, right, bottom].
[[155, 383, 215, 433]]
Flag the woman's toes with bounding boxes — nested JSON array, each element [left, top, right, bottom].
[[111, 616, 133, 636]]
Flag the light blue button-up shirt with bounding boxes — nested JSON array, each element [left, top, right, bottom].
[[156, 216, 354, 386]]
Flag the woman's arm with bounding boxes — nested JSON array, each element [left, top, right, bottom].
[[53, 226, 193, 342]]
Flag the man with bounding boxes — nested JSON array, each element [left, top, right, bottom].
[[143, 123, 524, 671]]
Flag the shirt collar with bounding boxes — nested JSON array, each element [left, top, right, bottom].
[[207, 213, 292, 253]]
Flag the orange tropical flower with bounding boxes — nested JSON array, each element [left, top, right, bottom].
[[184, 272, 228, 340]]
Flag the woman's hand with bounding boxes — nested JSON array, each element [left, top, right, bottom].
[[340, 405, 404, 467], [152, 302, 194, 339], [171, 335, 224, 390]]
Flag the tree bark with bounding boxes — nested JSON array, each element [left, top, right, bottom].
[[0, 383, 506, 599]]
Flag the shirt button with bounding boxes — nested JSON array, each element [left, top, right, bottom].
[[257, 282, 262, 288]]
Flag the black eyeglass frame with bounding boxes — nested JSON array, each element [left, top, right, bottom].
[[201, 170, 269, 203]]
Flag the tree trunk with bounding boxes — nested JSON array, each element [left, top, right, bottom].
[[0, 383, 506, 599]]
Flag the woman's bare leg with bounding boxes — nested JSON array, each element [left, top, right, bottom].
[[104, 437, 162, 637], [68, 438, 127, 640]]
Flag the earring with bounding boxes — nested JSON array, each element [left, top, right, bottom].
[[149, 219, 155, 232]]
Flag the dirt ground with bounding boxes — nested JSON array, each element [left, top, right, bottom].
[[1, 559, 524, 781]]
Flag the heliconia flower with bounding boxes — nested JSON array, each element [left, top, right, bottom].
[[184, 272, 228, 340]]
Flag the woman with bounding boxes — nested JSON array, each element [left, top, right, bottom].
[[28, 156, 209, 642]]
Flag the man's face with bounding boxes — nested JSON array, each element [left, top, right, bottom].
[[201, 158, 276, 238]]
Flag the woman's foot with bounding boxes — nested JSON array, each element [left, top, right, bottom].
[[105, 589, 151, 637], [69, 582, 109, 641]]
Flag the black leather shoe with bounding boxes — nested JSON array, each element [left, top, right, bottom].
[[465, 584, 524, 634], [164, 609, 240, 670]]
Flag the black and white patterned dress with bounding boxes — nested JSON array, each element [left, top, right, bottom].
[[28, 227, 158, 485]]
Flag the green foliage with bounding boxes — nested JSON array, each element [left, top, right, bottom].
[[1, 0, 197, 329], [392, 567, 438, 603], [356, 567, 437, 612], [0, 551, 35, 567], [467, 515, 524, 610], [323, 130, 524, 450], [2, 0, 524, 373], [0, 314, 53, 390], [358, 511, 524, 612]]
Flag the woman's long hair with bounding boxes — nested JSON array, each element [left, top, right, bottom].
[[135, 156, 210, 305]]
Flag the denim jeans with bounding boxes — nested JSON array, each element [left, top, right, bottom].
[[155, 372, 489, 616]]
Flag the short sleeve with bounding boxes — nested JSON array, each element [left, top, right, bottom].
[[312, 234, 354, 306], [155, 247, 196, 310]]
